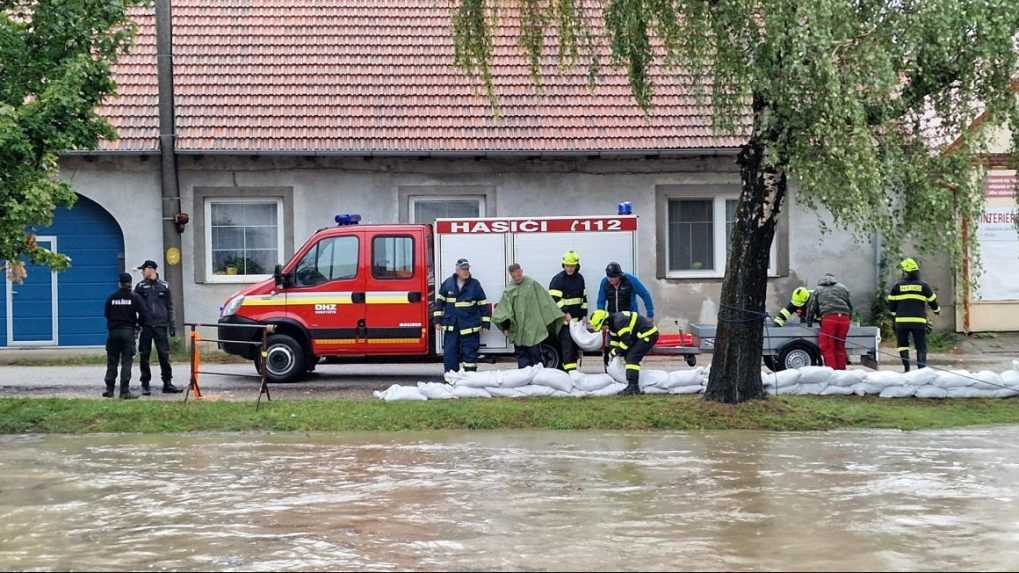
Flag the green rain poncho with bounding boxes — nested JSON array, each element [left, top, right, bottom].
[[492, 276, 564, 347]]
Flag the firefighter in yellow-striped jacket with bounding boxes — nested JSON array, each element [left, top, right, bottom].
[[887, 258, 940, 371], [590, 309, 659, 396], [549, 250, 587, 372]]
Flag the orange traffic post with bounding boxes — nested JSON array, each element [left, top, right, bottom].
[[185, 327, 204, 402]]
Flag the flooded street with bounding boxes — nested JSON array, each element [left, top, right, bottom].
[[2, 429, 1018, 571]]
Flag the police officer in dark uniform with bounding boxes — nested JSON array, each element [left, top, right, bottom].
[[104, 273, 147, 399], [134, 260, 182, 394]]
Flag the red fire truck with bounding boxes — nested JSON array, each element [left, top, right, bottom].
[[218, 213, 640, 382]]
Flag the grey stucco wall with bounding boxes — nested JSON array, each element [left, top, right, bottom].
[[61, 154, 878, 330]]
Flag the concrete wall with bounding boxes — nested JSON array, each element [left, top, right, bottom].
[[60, 154, 878, 331]]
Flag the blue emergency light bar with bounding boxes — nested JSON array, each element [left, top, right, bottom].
[[617, 201, 632, 215], [335, 213, 362, 226]]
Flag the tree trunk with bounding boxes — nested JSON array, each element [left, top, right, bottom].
[[703, 94, 787, 404]]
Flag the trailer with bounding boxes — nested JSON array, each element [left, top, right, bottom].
[[688, 323, 881, 371]]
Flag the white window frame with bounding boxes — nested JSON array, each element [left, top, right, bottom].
[[665, 195, 777, 279], [408, 195, 486, 224], [204, 198, 285, 284]]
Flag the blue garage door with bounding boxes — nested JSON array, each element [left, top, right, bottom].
[[0, 194, 125, 347]]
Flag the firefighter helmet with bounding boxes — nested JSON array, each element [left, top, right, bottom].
[[590, 309, 610, 330], [561, 250, 580, 266], [791, 287, 811, 307], [900, 258, 920, 273]]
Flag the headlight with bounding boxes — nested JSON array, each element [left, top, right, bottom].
[[221, 295, 245, 318]]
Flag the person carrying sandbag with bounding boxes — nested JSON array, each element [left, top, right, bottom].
[[590, 309, 659, 396], [492, 264, 565, 368]]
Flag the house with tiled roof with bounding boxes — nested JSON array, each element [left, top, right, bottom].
[[1, 0, 892, 347]]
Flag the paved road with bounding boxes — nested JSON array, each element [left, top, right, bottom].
[[0, 353, 1013, 401]]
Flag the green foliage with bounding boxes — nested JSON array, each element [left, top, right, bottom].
[[926, 329, 961, 353], [452, 0, 1019, 268], [0, 0, 140, 280]]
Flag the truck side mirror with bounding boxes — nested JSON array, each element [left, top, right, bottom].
[[273, 264, 285, 289]]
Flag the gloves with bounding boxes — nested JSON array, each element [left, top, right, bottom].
[[169, 325, 176, 338], [925, 323, 934, 334]]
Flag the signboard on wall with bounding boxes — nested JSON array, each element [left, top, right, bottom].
[[974, 207, 1019, 301], [985, 170, 1016, 197]]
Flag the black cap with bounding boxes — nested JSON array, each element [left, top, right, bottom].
[[456, 258, 470, 270], [118, 272, 133, 284], [605, 262, 623, 278], [138, 260, 158, 270]]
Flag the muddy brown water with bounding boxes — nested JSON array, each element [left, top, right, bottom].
[[1, 429, 1018, 571]]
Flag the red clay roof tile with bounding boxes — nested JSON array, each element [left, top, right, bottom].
[[96, 1, 747, 153]]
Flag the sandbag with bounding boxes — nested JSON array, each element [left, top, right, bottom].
[[571, 371, 615, 392], [417, 382, 456, 400], [451, 385, 492, 399], [569, 318, 604, 352], [799, 366, 835, 385], [607, 357, 628, 384], [946, 387, 986, 399], [796, 383, 828, 395], [770, 385, 800, 395], [972, 370, 1005, 390], [828, 369, 866, 387], [377, 384, 427, 401], [642, 385, 670, 394], [903, 368, 938, 386], [1002, 371, 1019, 389], [488, 387, 526, 398], [668, 384, 704, 395], [532, 367, 574, 392], [850, 383, 880, 396], [640, 370, 670, 389], [820, 385, 855, 396], [993, 388, 1019, 399], [865, 370, 906, 387], [588, 382, 627, 396], [447, 370, 499, 388], [501, 365, 540, 388], [934, 370, 974, 389], [516, 385, 559, 397], [879, 385, 916, 399], [763, 369, 801, 388], [664, 368, 704, 389], [915, 386, 948, 399]]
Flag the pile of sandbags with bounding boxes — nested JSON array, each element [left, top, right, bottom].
[[373, 358, 710, 401], [374, 360, 1019, 401], [760, 364, 1019, 399]]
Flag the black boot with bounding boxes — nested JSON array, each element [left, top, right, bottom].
[[141, 381, 151, 396], [102, 383, 115, 398], [618, 369, 644, 396], [618, 382, 642, 396], [162, 382, 182, 394]]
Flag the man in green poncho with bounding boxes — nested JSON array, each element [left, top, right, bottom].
[[492, 263, 564, 368]]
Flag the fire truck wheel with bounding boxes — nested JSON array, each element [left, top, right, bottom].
[[257, 334, 306, 383], [539, 342, 561, 370]]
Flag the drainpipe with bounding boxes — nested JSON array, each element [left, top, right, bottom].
[[156, 0, 185, 331]]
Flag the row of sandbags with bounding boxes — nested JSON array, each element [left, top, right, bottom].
[[373, 359, 1019, 402], [763, 363, 1019, 399], [372, 358, 708, 401]]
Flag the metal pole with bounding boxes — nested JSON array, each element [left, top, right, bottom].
[[155, 0, 184, 333], [256, 327, 272, 410]]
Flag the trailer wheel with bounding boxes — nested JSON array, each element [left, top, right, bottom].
[[685, 355, 697, 367], [777, 340, 821, 370], [254, 334, 306, 383], [539, 342, 561, 370], [763, 355, 779, 371]]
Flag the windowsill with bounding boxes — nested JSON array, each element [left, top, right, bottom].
[[206, 274, 272, 284]]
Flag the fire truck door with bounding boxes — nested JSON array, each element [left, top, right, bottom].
[[363, 233, 429, 355]]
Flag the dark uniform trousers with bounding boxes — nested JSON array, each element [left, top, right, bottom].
[[514, 344, 543, 368], [105, 327, 136, 393], [557, 325, 580, 371], [139, 325, 172, 386], [443, 329, 481, 373], [622, 332, 659, 387], [896, 325, 928, 370]]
